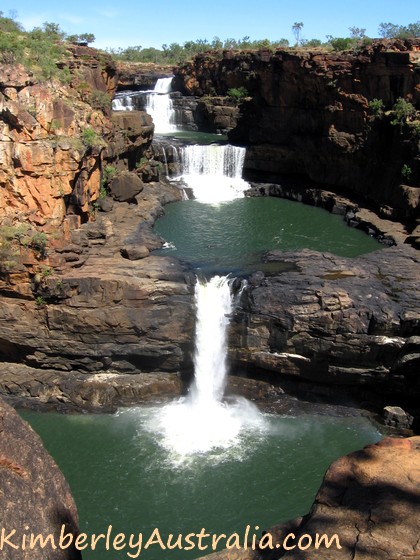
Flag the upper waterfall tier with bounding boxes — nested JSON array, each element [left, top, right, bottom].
[[145, 76, 177, 133], [112, 77, 178, 133], [180, 144, 249, 203]]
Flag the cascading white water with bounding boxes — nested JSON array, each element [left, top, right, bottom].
[[190, 275, 232, 404], [145, 77, 177, 133], [112, 93, 134, 111], [180, 144, 249, 203], [153, 275, 265, 459]]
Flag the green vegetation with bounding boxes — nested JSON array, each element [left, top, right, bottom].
[[101, 164, 117, 197], [227, 87, 249, 100], [0, 227, 20, 273], [328, 37, 356, 52], [30, 232, 48, 259], [401, 164, 412, 180], [0, 224, 49, 273], [0, 11, 93, 81], [107, 37, 290, 64], [89, 90, 112, 113], [81, 127, 106, 149], [136, 157, 149, 169], [390, 98, 417, 127], [35, 296, 46, 307], [66, 33, 95, 45], [378, 21, 420, 39], [369, 98, 385, 117], [105, 19, 420, 63]]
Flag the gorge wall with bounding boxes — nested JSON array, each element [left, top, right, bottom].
[[0, 46, 153, 231], [173, 40, 420, 224]]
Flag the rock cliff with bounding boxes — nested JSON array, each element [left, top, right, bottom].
[[0, 46, 153, 230], [0, 397, 80, 560], [173, 40, 420, 223], [230, 246, 420, 427]]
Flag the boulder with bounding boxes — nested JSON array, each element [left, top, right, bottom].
[[120, 245, 150, 260], [383, 405, 414, 429], [109, 171, 144, 202], [0, 398, 80, 559]]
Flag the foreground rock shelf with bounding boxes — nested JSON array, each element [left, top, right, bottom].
[[200, 436, 420, 560]]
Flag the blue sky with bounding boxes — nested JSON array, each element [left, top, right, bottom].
[[6, 0, 420, 50]]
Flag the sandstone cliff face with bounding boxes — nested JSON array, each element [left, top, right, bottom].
[[173, 40, 420, 221], [0, 47, 153, 230], [0, 397, 80, 559], [230, 246, 420, 424]]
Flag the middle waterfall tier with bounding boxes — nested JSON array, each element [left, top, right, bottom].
[[179, 143, 249, 203]]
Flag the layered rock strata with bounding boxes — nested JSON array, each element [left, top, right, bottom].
[[0, 182, 194, 386], [230, 245, 420, 426], [173, 40, 420, 224]]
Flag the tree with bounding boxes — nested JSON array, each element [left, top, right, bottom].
[[378, 22, 399, 38], [42, 22, 66, 40], [378, 21, 420, 39], [349, 26, 366, 39], [67, 33, 95, 45], [292, 22, 304, 46]]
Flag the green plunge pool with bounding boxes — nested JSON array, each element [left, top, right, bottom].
[[153, 197, 381, 274], [21, 408, 381, 560]]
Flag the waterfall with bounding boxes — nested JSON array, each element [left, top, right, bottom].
[[112, 93, 134, 111], [190, 276, 232, 405], [154, 276, 264, 458], [179, 144, 249, 203], [145, 77, 177, 133]]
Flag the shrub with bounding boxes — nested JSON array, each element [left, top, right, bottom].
[[81, 128, 106, 149], [401, 164, 412, 180], [30, 232, 48, 259], [102, 164, 117, 186], [329, 37, 356, 51], [89, 90, 112, 113], [391, 98, 416, 126], [369, 98, 385, 117], [227, 87, 249, 100]]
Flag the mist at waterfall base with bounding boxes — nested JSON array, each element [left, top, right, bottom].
[[147, 276, 265, 460]]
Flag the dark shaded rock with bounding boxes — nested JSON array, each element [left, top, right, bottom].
[[120, 245, 149, 260], [199, 436, 420, 560], [383, 405, 414, 429], [230, 245, 420, 421], [0, 364, 182, 412], [96, 196, 114, 212], [174, 41, 420, 221], [109, 171, 144, 202], [0, 397, 80, 559]]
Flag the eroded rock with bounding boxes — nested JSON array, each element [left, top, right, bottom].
[[0, 398, 80, 559]]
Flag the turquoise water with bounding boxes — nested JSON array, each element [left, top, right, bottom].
[[21, 408, 381, 560], [154, 197, 381, 274]]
